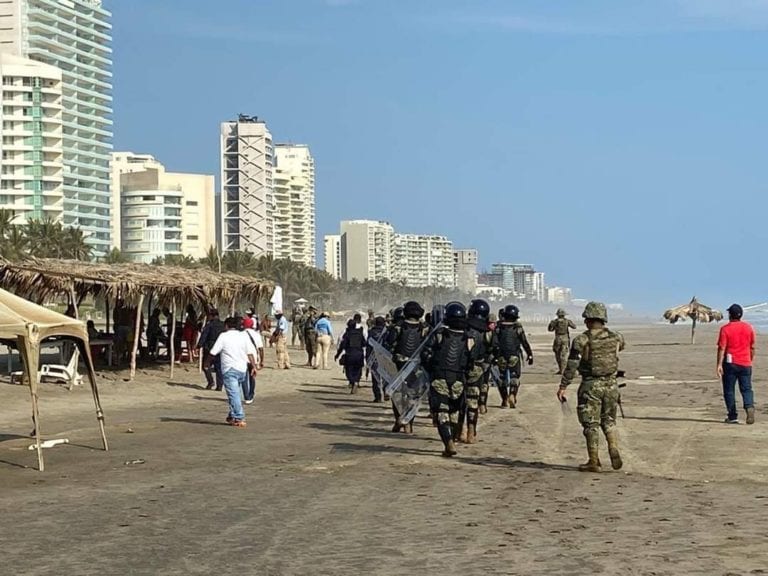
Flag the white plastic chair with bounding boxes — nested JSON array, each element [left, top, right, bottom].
[[11, 348, 83, 390]]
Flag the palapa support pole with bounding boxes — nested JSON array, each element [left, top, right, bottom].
[[69, 285, 79, 320], [691, 316, 697, 345], [105, 295, 110, 335], [169, 300, 177, 379], [129, 293, 145, 381]]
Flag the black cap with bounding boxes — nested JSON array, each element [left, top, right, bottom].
[[727, 304, 743, 319]]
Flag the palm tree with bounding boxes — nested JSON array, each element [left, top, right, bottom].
[[61, 226, 92, 261], [156, 254, 198, 268], [200, 245, 221, 272], [25, 217, 64, 258], [221, 250, 259, 276], [3, 225, 28, 261], [102, 247, 130, 264]]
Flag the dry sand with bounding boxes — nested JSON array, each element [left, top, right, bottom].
[[2, 322, 768, 575]]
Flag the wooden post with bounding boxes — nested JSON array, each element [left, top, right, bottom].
[[69, 285, 79, 319], [691, 316, 697, 345], [169, 300, 177, 379], [105, 295, 110, 334], [31, 387, 43, 471], [129, 294, 145, 381]]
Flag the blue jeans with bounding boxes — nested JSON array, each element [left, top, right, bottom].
[[241, 370, 255, 402], [222, 368, 246, 421], [722, 363, 754, 420]]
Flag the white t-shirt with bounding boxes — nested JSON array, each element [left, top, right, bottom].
[[244, 328, 264, 350], [210, 329, 258, 374]]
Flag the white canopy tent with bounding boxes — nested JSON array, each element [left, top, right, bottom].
[[0, 288, 108, 470]]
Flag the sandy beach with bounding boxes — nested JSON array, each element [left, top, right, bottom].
[[2, 321, 767, 575]]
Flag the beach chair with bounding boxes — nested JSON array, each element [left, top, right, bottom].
[[11, 348, 83, 390]]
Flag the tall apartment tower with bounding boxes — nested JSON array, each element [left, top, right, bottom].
[[392, 234, 455, 288], [110, 152, 163, 249], [273, 144, 315, 266], [219, 115, 273, 254], [0, 54, 63, 223], [323, 234, 341, 279], [0, 0, 113, 253], [340, 219, 394, 282]]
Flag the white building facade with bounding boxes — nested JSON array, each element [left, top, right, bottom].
[[0, 53, 63, 223], [117, 161, 215, 263], [392, 234, 455, 288], [110, 152, 163, 249], [273, 144, 315, 266], [0, 0, 113, 253], [323, 234, 341, 279], [220, 115, 273, 255]]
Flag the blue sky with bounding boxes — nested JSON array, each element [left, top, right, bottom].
[[111, 0, 768, 312]]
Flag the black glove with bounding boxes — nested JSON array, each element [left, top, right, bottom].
[[527, 355, 534, 366]]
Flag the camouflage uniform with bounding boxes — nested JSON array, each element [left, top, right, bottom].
[[548, 310, 576, 374], [492, 320, 533, 408], [560, 302, 625, 472], [460, 327, 495, 442], [422, 326, 474, 456], [303, 310, 318, 366]]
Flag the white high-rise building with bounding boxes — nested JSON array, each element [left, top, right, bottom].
[[0, 0, 113, 253], [273, 144, 315, 266], [454, 249, 478, 294], [110, 152, 163, 249], [0, 53, 63, 223], [219, 115, 273, 254], [117, 160, 215, 264], [392, 234, 455, 288], [340, 219, 394, 282], [323, 234, 341, 279]]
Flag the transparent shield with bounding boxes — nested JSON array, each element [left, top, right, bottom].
[[391, 365, 431, 424]]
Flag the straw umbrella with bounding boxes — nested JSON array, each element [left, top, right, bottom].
[[663, 297, 723, 344]]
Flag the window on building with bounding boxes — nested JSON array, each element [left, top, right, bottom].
[[185, 200, 198, 206], [186, 235, 198, 241]]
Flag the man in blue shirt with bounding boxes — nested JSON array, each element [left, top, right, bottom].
[[272, 311, 291, 369], [315, 312, 334, 370]]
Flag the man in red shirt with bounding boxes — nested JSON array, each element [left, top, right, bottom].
[[716, 304, 756, 424]]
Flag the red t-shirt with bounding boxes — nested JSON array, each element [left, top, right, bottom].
[[717, 321, 755, 367]]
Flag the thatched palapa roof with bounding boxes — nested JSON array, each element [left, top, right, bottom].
[[0, 258, 273, 307]]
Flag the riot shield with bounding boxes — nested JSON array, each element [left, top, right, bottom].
[[488, 364, 501, 387], [367, 337, 398, 391], [384, 320, 442, 396], [391, 364, 431, 424]]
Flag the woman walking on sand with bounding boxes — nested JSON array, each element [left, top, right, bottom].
[[336, 319, 366, 393], [183, 304, 199, 362]]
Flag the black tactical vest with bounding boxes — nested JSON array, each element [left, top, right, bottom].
[[432, 329, 468, 383], [467, 327, 488, 365], [395, 321, 423, 358], [496, 323, 522, 360], [346, 328, 365, 350]]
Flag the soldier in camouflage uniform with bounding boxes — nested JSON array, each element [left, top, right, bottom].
[[492, 304, 533, 409], [558, 301, 625, 473], [459, 299, 495, 443], [422, 302, 474, 457], [385, 303, 424, 433], [548, 308, 577, 374]]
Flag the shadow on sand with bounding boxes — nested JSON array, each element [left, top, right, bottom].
[[165, 382, 208, 391], [624, 415, 722, 424]]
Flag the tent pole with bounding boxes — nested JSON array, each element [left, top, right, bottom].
[[31, 386, 43, 471], [22, 335, 44, 471], [79, 340, 108, 451], [169, 300, 177, 379], [129, 293, 145, 381]]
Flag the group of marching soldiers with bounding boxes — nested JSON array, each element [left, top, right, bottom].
[[372, 298, 625, 472]]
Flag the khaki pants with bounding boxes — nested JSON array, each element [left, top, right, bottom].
[[317, 334, 332, 369], [275, 335, 291, 369]]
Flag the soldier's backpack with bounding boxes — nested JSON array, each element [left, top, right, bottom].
[[582, 329, 621, 377]]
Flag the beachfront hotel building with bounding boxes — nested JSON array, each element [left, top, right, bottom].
[[339, 219, 394, 282], [219, 115, 273, 255], [323, 234, 341, 279], [110, 152, 163, 249], [0, 53, 63, 223], [491, 263, 544, 301], [115, 157, 215, 263], [454, 249, 478, 294], [392, 233, 455, 288], [0, 0, 113, 253], [272, 144, 315, 266]]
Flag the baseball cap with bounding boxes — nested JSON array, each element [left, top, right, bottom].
[[727, 304, 743, 318]]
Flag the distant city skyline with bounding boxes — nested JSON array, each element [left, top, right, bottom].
[[110, 1, 768, 311]]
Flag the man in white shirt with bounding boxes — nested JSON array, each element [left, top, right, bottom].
[[206, 317, 259, 427]]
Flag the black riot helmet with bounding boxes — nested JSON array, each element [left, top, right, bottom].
[[444, 301, 467, 329], [502, 304, 520, 321], [403, 300, 425, 320], [392, 306, 405, 323], [468, 299, 490, 320]]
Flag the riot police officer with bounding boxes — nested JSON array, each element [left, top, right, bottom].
[[492, 304, 533, 409]]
